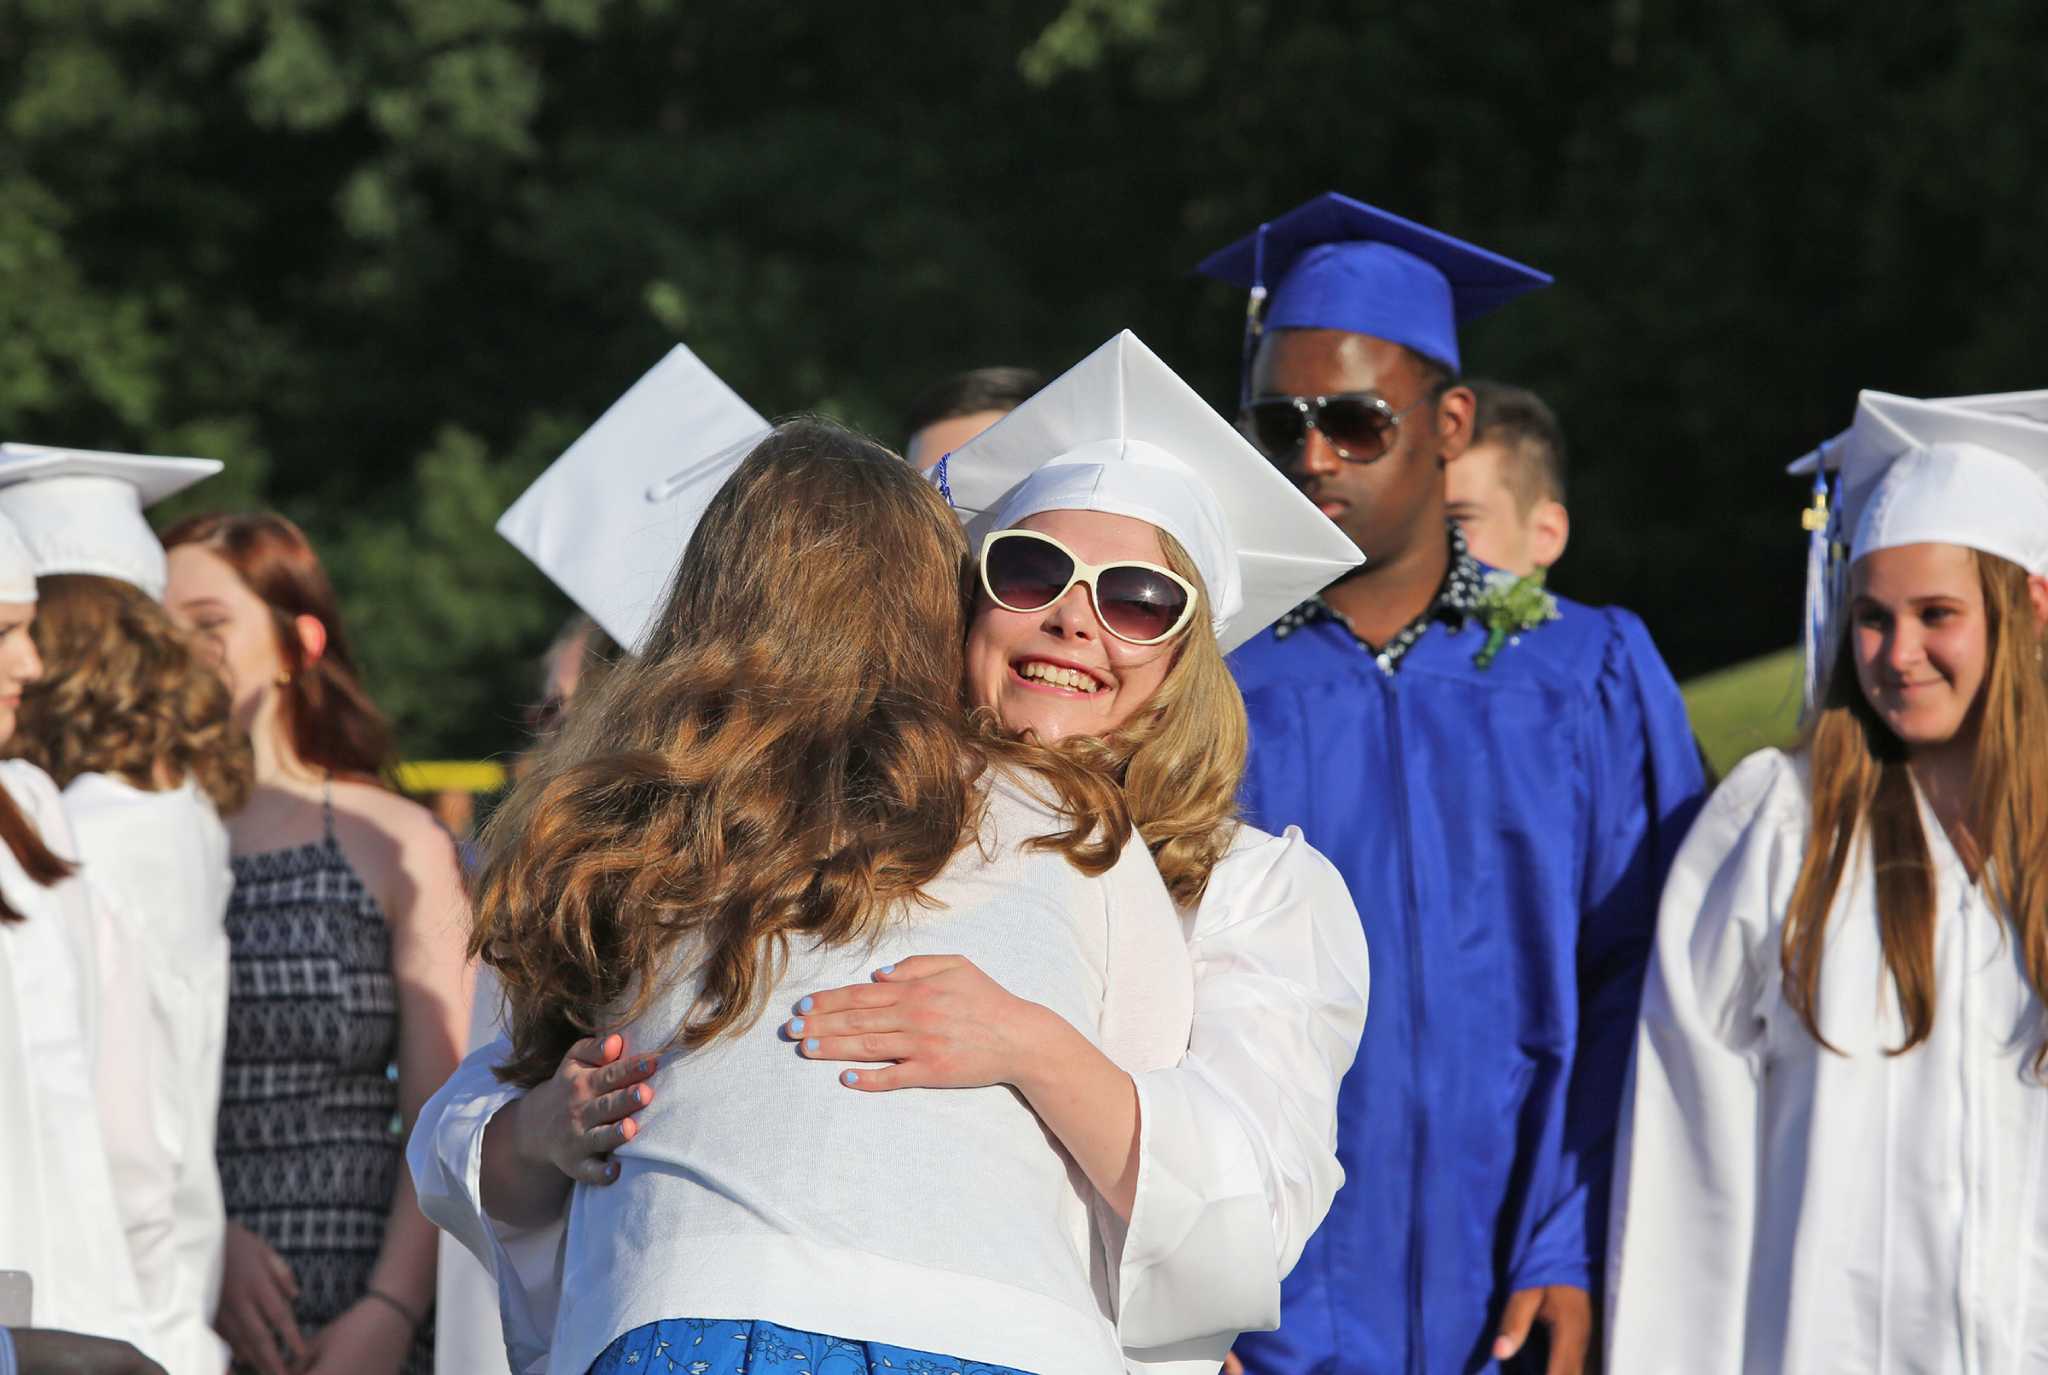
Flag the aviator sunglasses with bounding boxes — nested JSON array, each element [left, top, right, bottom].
[[1241, 391, 1430, 465], [979, 528, 1199, 647]]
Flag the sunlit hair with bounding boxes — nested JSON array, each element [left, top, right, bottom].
[[1784, 550, 2048, 1065], [160, 511, 395, 782], [1040, 532, 1248, 906], [476, 420, 1130, 1088], [9, 575, 253, 814]]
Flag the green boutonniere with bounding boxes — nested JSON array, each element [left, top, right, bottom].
[[1473, 569, 1561, 669]]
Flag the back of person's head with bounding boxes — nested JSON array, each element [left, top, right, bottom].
[[160, 511, 395, 781], [902, 366, 1045, 469], [1787, 550, 2048, 1063], [902, 366, 1045, 447], [529, 612, 623, 741], [478, 418, 1125, 1087], [10, 574, 253, 813], [1467, 380, 1568, 509]]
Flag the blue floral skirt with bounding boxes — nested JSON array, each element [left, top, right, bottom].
[[585, 1318, 1038, 1375]]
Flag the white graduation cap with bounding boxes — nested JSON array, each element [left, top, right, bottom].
[[1788, 388, 2048, 705], [0, 445, 224, 600], [1790, 388, 2048, 572], [0, 511, 36, 605], [937, 330, 1362, 654], [497, 345, 770, 652]]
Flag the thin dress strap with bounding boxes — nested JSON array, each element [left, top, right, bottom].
[[321, 775, 338, 845]]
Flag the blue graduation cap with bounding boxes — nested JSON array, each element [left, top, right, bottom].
[[1196, 192, 1552, 380]]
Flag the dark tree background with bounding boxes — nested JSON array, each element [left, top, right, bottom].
[[3, 0, 2042, 759]]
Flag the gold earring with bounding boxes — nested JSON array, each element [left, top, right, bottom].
[[274, 669, 293, 687]]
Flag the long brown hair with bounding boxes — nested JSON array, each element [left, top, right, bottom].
[[477, 420, 1128, 1088], [10, 574, 254, 812], [160, 511, 395, 781], [1784, 550, 2048, 1062], [1045, 531, 1247, 906], [0, 786, 74, 925]]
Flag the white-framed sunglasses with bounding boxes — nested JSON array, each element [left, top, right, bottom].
[[978, 528, 1199, 647]]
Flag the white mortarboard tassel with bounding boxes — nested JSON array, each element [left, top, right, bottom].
[[1788, 387, 2048, 705], [0, 445, 223, 601], [497, 344, 771, 653], [938, 330, 1362, 655], [0, 510, 37, 605]]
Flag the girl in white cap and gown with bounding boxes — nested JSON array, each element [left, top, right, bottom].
[[0, 445, 249, 1375], [0, 501, 168, 1354], [412, 334, 1371, 1375], [1606, 390, 2048, 1374]]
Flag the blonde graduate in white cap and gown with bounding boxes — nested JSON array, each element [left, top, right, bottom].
[[0, 446, 249, 1375], [1606, 390, 2048, 1374], [0, 502, 168, 1353], [413, 334, 1371, 1375]]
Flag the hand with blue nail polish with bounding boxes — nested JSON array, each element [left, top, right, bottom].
[[791, 953, 1056, 1096]]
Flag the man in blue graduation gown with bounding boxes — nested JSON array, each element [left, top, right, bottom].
[[1201, 194, 1706, 1375]]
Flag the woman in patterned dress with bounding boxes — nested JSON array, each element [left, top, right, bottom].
[[162, 513, 470, 1375]]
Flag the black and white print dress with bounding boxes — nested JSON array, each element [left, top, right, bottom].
[[215, 788, 431, 1370]]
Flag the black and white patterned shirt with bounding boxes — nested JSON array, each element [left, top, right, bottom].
[[1271, 521, 1484, 675]]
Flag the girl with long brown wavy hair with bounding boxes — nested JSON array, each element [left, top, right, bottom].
[[0, 509, 172, 1358], [161, 512, 469, 1375], [415, 418, 1197, 1375], [446, 335, 1373, 1370], [1608, 392, 2048, 1373], [8, 567, 254, 1375]]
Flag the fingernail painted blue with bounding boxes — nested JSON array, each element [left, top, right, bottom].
[[842, 1070, 860, 1086], [798, 996, 814, 1013], [789, 1017, 805, 1035], [879, 964, 896, 975], [805, 1038, 820, 1053]]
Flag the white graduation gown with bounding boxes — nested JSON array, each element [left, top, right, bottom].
[[61, 773, 234, 1375], [1608, 749, 2048, 1375], [0, 760, 158, 1346], [411, 818, 1367, 1375]]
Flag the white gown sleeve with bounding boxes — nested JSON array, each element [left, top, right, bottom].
[[407, 1035, 562, 1375], [436, 966, 518, 1375], [1117, 825, 1369, 1354], [1606, 750, 1802, 1374]]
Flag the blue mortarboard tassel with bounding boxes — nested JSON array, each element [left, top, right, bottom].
[[933, 452, 954, 507], [1236, 223, 1270, 410], [1799, 443, 1844, 713]]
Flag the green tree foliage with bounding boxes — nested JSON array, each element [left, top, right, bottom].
[[2, 0, 2043, 757]]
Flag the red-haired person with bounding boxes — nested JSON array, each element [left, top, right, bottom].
[[1608, 392, 2048, 1371], [162, 514, 469, 1375], [0, 505, 167, 1362]]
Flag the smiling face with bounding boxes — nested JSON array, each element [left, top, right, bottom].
[[964, 509, 1184, 743], [165, 543, 286, 735], [1850, 542, 1991, 752], [0, 601, 42, 745]]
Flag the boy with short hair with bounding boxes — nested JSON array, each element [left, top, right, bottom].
[[1445, 380, 1570, 575]]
